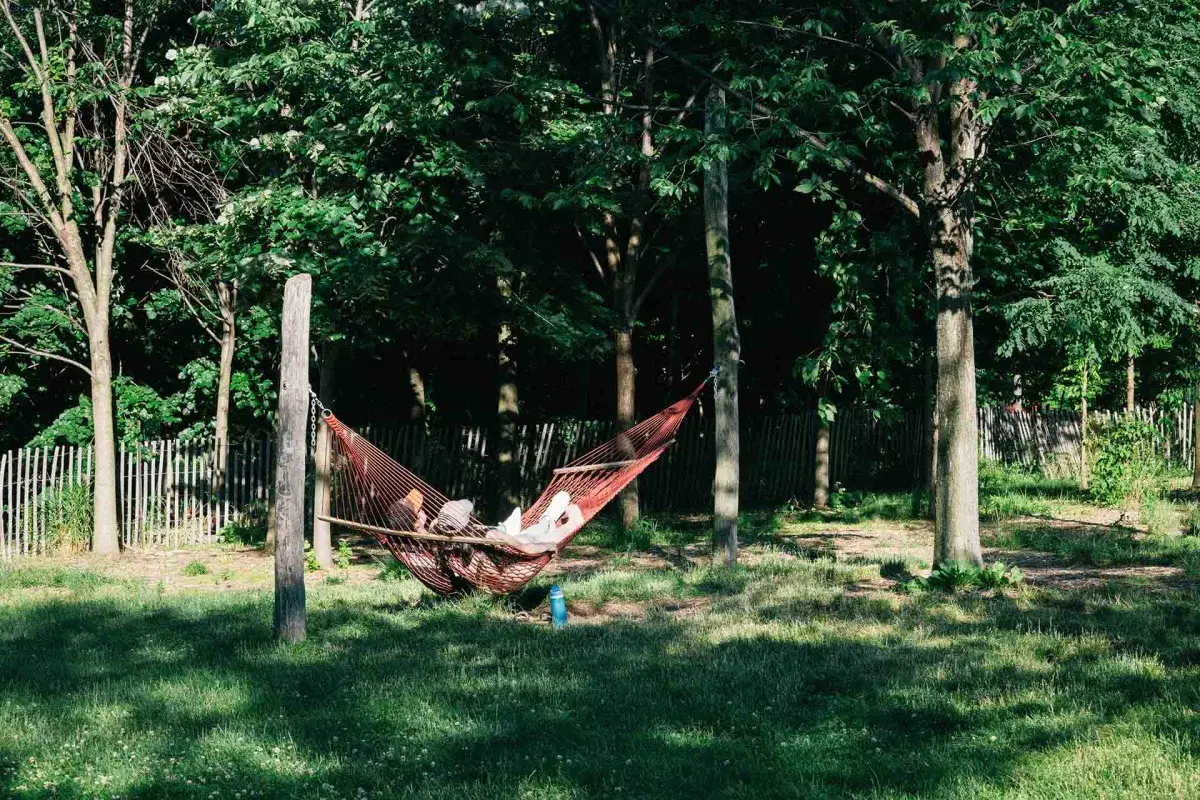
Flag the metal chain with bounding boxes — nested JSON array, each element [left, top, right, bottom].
[[309, 389, 319, 453]]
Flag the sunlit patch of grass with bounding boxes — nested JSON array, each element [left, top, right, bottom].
[[0, 566, 113, 592], [986, 524, 1200, 575]]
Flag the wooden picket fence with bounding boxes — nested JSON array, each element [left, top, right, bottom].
[[978, 405, 1197, 478], [2, 402, 1193, 560], [0, 439, 273, 559]]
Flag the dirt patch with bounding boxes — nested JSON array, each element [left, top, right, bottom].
[[984, 547, 1186, 592]]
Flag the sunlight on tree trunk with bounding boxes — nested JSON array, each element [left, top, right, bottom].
[[615, 328, 639, 529], [813, 417, 831, 509], [1126, 355, 1136, 413], [924, 346, 938, 521], [705, 86, 739, 566], [214, 280, 237, 498], [496, 271, 520, 515]]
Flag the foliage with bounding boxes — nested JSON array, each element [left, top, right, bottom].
[[27, 378, 182, 448], [182, 561, 209, 577], [1089, 418, 1167, 507], [304, 542, 320, 572], [335, 538, 353, 570], [39, 483, 94, 554], [903, 562, 1025, 594]]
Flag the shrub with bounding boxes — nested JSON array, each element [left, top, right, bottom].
[[377, 560, 409, 582], [304, 542, 320, 572], [1182, 503, 1200, 537], [1089, 418, 1166, 507], [182, 561, 208, 576], [903, 561, 1024, 593], [335, 538, 353, 570]]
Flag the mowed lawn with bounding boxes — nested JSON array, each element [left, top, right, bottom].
[[3, 508, 1200, 799]]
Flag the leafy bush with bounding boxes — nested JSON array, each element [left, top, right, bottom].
[[335, 538, 353, 569], [182, 561, 209, 576], [903, 561, 1024, 593], [1184, 504, 1200, 537], [218, 520, 267, 546], [377, 560, 409, 582], [1089, 418, 1166, 507], [304, 542, 320, 572]]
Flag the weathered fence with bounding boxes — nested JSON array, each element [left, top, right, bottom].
[[0, 439, 273, 559], [2, 403, 1193, 559], [979, 405, 1196, 478]]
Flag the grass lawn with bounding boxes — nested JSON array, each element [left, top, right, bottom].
[[3, 480, 1200, 799]]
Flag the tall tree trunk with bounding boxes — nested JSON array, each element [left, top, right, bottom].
[[495, 272, 520, 515], [1080, 365, 1089, 492], [408, 363, 426, 422], [916, 37, 983, 569], [813, 415, 831, 509], [667, 293, 680, 400], [705, 85, 739, 566], [1126, 355, 1136, 414], [214, 280, 237, 499], [615, 327, 639, 528], [89, 324, 120, 555]]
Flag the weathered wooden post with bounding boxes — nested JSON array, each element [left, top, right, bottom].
[[312, 417, 333, 570], [274, 274, 310, 643]]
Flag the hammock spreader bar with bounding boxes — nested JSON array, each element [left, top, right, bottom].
[[323, 376, 710, 595]]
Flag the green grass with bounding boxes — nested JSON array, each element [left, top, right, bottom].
[[987, 524, 1200, 575], [2, 555, 1200, 799]]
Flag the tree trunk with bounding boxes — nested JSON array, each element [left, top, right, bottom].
[[615, 327, 639, 529], [407, 363, 425, 422], [924, 345, 938, 521], [89, 325, 120, 556], [705, 85, 739, 566], [931, 217, 982, 567], [813, 415, 831, 509], [1080, 365, 1089, 492], [273, 274, 310, 643], [214, 280, 237, 506], [1126, 355, 1136, 414], [495, 272, 520, 515], [312, 418, 333, 569], [667, 293, 680, 401]]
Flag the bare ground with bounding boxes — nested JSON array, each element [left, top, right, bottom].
[[18, 510, 1189, 600]]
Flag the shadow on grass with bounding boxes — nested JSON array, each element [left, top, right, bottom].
[[2, 570, 1199, 799]]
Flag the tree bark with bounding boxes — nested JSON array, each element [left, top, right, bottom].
[[273, 274, 310, 644], [312, 418, 333, 569], [813, 415, 831, 509], [916, 41, 983, 568], [88, 325, 120, 555], [1080, 365, 1090, 492], [615, 327, 639, 529], [214, 280, 237, 505], [705, 85, 739, 566], [1126, 355, 1136, 414], [495, 272, 520, 515]]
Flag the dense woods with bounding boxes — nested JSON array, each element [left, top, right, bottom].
[[4, 0, 1200, 565]]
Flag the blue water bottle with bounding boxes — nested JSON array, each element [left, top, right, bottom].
[[549, 585, 568, 629]]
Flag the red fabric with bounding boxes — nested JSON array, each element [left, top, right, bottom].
[[324, 379, 705, 595]]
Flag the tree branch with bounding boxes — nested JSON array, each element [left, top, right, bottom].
[[0, 261, 74, 278], [0, 334, 91, 375]]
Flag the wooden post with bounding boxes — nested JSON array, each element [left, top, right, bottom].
[[705, 85, 739, 567], [274, 273, 310, 643], [312, 417, 333, 569], [1080, 365, 1090, 492]]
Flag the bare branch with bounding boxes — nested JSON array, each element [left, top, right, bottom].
[[0, 334, 91, 375], [0, 262, 74, 278]]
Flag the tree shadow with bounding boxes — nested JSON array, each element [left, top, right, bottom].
[[1, 580, 1197, 798]]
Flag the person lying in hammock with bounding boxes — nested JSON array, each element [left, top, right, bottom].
[[491, 491, 583, 545]]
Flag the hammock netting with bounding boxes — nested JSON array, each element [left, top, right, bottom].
[[324, 380, 707, 595]]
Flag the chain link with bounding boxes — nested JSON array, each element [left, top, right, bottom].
[[309, 389, 318, 453]]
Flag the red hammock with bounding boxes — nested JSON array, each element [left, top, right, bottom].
[[322, 379, 707, 595]]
